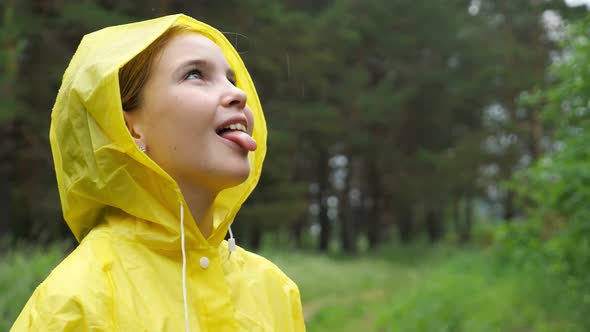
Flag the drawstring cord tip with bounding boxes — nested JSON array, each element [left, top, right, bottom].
[[228, 226, 237, 260]]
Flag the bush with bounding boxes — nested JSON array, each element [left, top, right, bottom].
[[482, 14, 590, 331], [377, 251, 583, 332], [0, 242, 68, 331]]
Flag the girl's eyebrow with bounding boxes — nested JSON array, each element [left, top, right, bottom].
[[178, 59, 207, 70], [175, 59, 236, 79], [174, 59, 208, 77]]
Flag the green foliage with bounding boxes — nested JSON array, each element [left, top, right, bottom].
[[0, 242, 68, 331], [59, 3, 133, 30], [377, 251, 583, 332], [0, 0, 27, 122], [492, 14, 590, 330]]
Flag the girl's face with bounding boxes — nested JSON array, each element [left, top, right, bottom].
[[125, 33, 256, 193]]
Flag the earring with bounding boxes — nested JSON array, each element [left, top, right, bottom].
[[138, 144, 147, 153]]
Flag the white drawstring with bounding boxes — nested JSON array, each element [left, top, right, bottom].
[[227, 225, 236, 259], [180, 202, 190, 332], [179, 201, 237, 331]]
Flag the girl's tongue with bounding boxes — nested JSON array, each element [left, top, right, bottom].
[[219, 130, 257, 151]]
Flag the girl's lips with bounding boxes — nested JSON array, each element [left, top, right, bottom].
[[218, 130, 257, 152]]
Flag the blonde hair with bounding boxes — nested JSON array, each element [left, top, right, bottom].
[[119, 25, 194, 112]]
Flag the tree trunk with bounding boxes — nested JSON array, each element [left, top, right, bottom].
[[250, 224, 262, 251], [460, 198, 473, 243], [317, 149, 331, 252], [0, 0, 19, 240], [397, 203, 414, 244], [425, 208, 443, 243], [366, 152, 381, 249], [0, 122, 16, 240], [339, 154, 357, 255], [529, 108, 543, 162], [503, 190, 515, 221], [291, 218, 305, 249], [452, 197, 460, 240], [158, 0, 172, 15]]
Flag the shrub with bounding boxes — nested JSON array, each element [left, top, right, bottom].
[[0, 242, 68, 331]]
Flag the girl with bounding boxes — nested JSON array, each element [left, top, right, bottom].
[[12, 14, 304, 332]]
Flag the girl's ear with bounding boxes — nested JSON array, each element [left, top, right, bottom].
[[123, 111, 146, 146]]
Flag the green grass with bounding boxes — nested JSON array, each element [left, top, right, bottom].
[[266, 247, 586, 332], [263, 245, 456, 332], [1, 243, 587, 332], [375, 253, 581, 332], [0, 242, 69, 331]]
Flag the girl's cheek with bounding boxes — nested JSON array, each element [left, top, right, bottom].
[[246, 109, 255, 132]]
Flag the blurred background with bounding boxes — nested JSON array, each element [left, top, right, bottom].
[[2, 0, 590, 331]]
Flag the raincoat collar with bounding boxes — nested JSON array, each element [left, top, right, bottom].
[[50, 14, 267, 250]]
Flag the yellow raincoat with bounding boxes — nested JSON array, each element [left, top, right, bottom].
[[11, 14, 305, 332]]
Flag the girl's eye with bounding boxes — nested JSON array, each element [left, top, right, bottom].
[[228, 77, 237, 86], [185, 69, 203, 80]]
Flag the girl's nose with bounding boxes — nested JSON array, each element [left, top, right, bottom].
[[222, 84, 247, 110]]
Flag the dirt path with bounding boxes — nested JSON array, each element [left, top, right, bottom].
[[303, 288, 386, 321]]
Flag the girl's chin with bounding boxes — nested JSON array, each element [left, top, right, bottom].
[[228, 171, 251, 186], [216, 165, 251, 189]]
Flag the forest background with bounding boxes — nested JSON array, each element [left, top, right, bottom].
[[2, 1, 590, 331]]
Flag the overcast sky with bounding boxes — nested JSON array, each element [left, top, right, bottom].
[[566, 0, 590, 8]]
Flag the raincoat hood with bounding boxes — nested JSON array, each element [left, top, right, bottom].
[[50, 14, 267, 248]]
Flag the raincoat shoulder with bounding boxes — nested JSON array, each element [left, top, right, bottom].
[[234, 246, 305, 327], [11, 230, 115, 331]]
